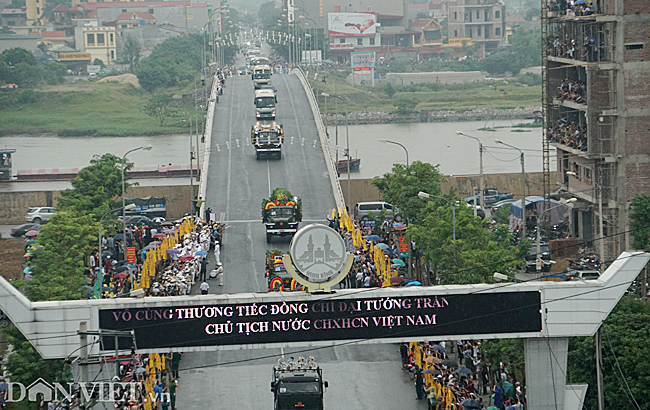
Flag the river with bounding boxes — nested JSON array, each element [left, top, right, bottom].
[[0, 120, 554, 180]]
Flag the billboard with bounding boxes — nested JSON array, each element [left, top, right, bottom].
[[351, 51, 375, 68], [56, 52, 91, 62], [99, 291, 542, 350], [328, 12, 377, 37]]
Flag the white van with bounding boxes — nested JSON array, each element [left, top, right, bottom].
[[353, 202, 402, 222]]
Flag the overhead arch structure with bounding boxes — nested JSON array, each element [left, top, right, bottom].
[[1, 251, 648, 410]]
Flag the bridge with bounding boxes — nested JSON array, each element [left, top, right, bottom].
[[1, 48, 649, 410]]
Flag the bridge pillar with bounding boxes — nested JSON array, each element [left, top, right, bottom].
[[525, 337, 569, 410]]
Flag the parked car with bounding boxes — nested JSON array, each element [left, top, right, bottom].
[[10, 223, 38, 237], [353, 201, 403, 222], [491, 199, 518, 213], [570, 270, 601, 281], [118, 215, 155, 227], [464, 189, 515, 206], [25, 207, 56, 224]]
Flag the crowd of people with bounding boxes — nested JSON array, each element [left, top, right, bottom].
[[557, 78, 586, 105], [547, 0, 599, 15], [402, 341, 525, 410], [548, 35, 602, 62], [548, 118, 588, 151]]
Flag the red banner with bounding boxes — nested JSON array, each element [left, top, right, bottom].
[[399, 237, 409, 253], [126, 247, 136, 264]]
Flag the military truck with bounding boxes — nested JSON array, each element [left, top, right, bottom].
[[266, 250, 303, 291], [262, 188, 302, 243], [254, 88, 277, 120], [271, 357, 328, 410], [251, 121, 283, 160]]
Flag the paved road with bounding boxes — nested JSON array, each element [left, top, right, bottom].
[[175, 51, 429, 409]]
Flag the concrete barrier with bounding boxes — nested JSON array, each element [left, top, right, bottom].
[[385, 71, 485, 85], [291, 67, 346, 212], [197, 72, 221, 218]]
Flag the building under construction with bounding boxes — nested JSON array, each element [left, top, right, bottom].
[[543, 0, 650, 261]]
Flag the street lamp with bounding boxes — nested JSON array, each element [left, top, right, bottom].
[[535, 198, 577, 274], [378, 139, 409, 166], [121, 145, 152, 261], [456, 131, 484, 210], [99, 204, 135, 280], [418, 191, 456, 241], [495, 139, 526, 241]]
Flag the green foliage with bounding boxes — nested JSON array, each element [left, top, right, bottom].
[[41, 0, 70, 20], [481, 338, 526, 384], [16, 89, 37, 104], [93, 58, 105, 68], [0, 93, 11, 109], [516, 72, 542, 86], [57, 153, 133, 216], [481, 52, 522, 75], [3, 325, 70, 387], [135, 35, 204, 92], [262, 188, 302, 219], [42, 62, 67, 85], [372, 161, 446, 224], [0, 47, 37, 66], [492, 204, 512, 224], [141, 93, 176, 126], [393, 96, 417, 114], [384, 83, 396, 99], [409, 206, 521, 284], [509, 27, 542, 68], [123, 35, 141, 73], [629, 193, 650, 251]]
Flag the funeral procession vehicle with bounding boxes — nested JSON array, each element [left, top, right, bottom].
[[251, 121, 284, 160], [262, 188, 302, 243], [272, 357, 327, 410], [254, 88, 277, 120]]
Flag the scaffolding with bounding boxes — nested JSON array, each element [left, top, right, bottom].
[[541, 0, 551, 212]]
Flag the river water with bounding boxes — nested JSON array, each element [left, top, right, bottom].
[[0, 119, 554, 179]]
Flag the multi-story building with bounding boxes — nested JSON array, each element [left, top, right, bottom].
[[447, 0, 505, 57], [82, 26, 116, 64], [546, 0, 650, 260]]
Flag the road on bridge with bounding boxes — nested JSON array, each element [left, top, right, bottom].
[[176, 48, 427, 409]]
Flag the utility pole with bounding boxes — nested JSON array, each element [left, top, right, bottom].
[[596, 327, 605, 410], [79, 322, 88, 409]]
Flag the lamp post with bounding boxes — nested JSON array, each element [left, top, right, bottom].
[[121, 145, 152, 261], [378, 139, 409, 166], [456, 131, 484, 211], [418, 191, 456, 241], [99, 204, 135, 280], [536, 198, 577, 274], [495, 140, 526, 241]]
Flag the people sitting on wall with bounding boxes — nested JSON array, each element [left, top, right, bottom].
[[557, 78, 586, 104], [548, 118, 588, 152]]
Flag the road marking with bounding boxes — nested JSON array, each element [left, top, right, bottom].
[[281, 347, 285, 358], [267, 159, 271, 197], [225, 73, 236, 221]]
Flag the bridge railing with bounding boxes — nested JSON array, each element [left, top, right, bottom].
[[290, 67, 347, 212], [197, 72, 221, 218]]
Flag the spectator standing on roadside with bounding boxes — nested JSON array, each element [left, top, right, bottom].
[[200, 280, 209, 295]]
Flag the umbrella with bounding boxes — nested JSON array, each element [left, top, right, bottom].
[[390, 276, 405, 284], [153, 217, 166, 223], [392, 258, 406, 267], [114, 272, 127, 280], [406, 281, 421, 286], [441, 360, 458, 368], [425, 356, 442, 364], [163, 229, 175, 234], [461, 399, 483, 409], [113, 234, 125, 241], [423, 368, 441, 375], [166, 249, 181, 255], [391, 264, 402, 268], [143, 244, 157, 250], [102, 250, 113, 256], [23, 267, 32, 274], [25, 231, 39, 237], [161, 221, 173, 226], [367, 235, 381, 242], [24, 239, 36, 246], [454, 367, 473, 375], [134, 367, 147, 374], [574, 0, 587, 4], [179, 255, 194, 262], [488, 407, 500, 410], [25, 274, 34, 280], [376, 243, 390, 250], [433, 345, 446, 353], [153, 233, 166, 239], [195, 250, 208, 256], [502, 381, 514, 396], [115, 266, 129, 273]]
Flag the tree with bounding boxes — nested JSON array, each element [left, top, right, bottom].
[[0, 47, 37, 66], [141, 93, 176, 127], [629, 193, 650, 251], [57, 153, 134, 216], [41, 0, 71, 21], [393, 96, 417, 114], [42, 61, 67, 84], [372, 161, 446, 224], [93, 58, 105, 68], [509, 27, 541, 68], [384, 82, 396, 99], [123, 35, 141, 73]]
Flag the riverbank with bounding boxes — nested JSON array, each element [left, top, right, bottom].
[[324, 106, 541, 125]]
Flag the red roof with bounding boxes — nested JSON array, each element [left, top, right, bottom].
[[408, 3, 429, 8], [505, 16, 525, 23], [411, 18, 432, 27], [116, 11, 156, 21], [51, 4, 70, 12], [40, 31, 66, 38], [1, 8, 26, 15]]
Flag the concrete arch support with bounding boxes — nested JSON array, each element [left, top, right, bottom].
[[525, 337, 569, 410]]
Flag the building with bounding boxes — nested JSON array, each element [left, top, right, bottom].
[[447, 0, 505, 57], [37, 30, 71, 49], [0, 33, 40, 54], [545, 0, 650, 260], [0, 6, 27, 26], [82, 26, 116, 64]]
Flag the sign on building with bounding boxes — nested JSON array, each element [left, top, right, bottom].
[[351, 51, 376, 68], [87, 65, 101, 74], [328, 12, 377, 37], [56, 52, 91, 62], [301, 50, 322, 63]]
